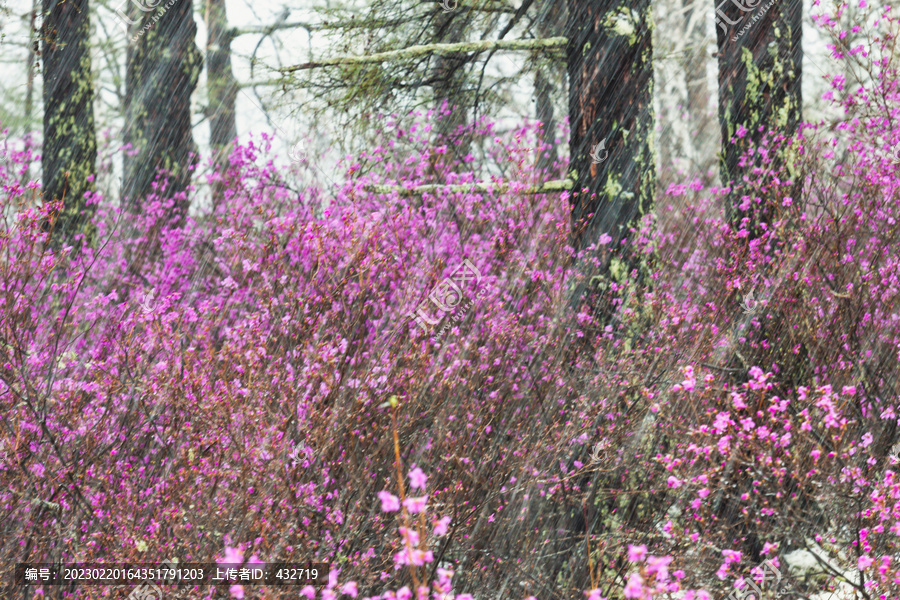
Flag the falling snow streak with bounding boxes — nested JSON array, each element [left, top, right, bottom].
[[567, 0, 655, 305], [715, 0, 803, 235], [123, 0, 202, 222], [41, 0, 98, 247]]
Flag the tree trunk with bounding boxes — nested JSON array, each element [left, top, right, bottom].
[[123, 0, 203, 223], [432, 9, 472, 163], [567, 0, 655, 294], [535, 1, 565, 176], [203, 0, 238, 207], [682, 0, 709, 132], [21, 0, 38, 187], [715, 0, 802, 235], [41, 0, 98, 246]]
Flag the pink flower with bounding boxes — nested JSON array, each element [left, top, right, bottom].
[[646, 555, 672, 582], [230, 584, 245, 599], [762, 542, 777, 556], [378, 491, 401, 512], [667, 476, 682, 488], [221, 546, 244, 565], [858, 555, 873, 570], [399, 526, 420, 546], [434, 515, 451, 536], [436, 567, 454, 592], [403, 496, 427, 513], [342, 582, 359, 597], [397, 587, 412, 600], [623, 572, 644, 598], [627, 545, 647, 562], [301, 586, 317, 599], [598, 234, 612, 245], [585, 589, 607, 600], [456, 595, 475, 600], [409, 467, 428, 490]]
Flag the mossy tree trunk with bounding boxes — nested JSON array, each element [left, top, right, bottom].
[[566, 0, 655, 306], [41, 0, 98, 246], [715, 0, 802, 235], [123, 0, 202, 223]]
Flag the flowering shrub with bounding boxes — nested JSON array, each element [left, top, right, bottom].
[[2, 3, 900, 600]]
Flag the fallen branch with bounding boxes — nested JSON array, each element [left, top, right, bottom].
[[364, 179, 572, 197], [281, 37, 567, 72]]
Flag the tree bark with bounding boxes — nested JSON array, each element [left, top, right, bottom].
[[123, 0, 203, 222], [535, 1, 565, 175], [715, 0, 802, 235], [203, 0, 238, 206], [41, 0, 98, 246], [567, 0, 655, 289], [432, 9, 472, 160]]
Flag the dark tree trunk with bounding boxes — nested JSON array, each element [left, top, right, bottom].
[[41, 0, 98, 246], [715, 0, 802, 234], [432, 9, 471, 163], [535, 1, 564, 175], [123, 0, 203, 223], [203, 0, 238, 206], [535, 70, 558, 174], [567, 0, 655, 295]]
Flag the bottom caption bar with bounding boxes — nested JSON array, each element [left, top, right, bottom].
[[15, 562, 330, 586]]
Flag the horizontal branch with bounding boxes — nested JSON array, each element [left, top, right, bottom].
[[232, 18, 408, 36], [364, 179, 572, 197], [231, 6, 518, 37], [281, 37, 568, 72]]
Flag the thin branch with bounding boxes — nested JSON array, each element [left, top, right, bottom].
[[281, 37, 567, 72], [364, 179, 572, 197]]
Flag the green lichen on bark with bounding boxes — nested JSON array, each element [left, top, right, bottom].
[[715, 0, 802, 235], [567, 0, 656, 322], [41, 0, 98, 247]]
